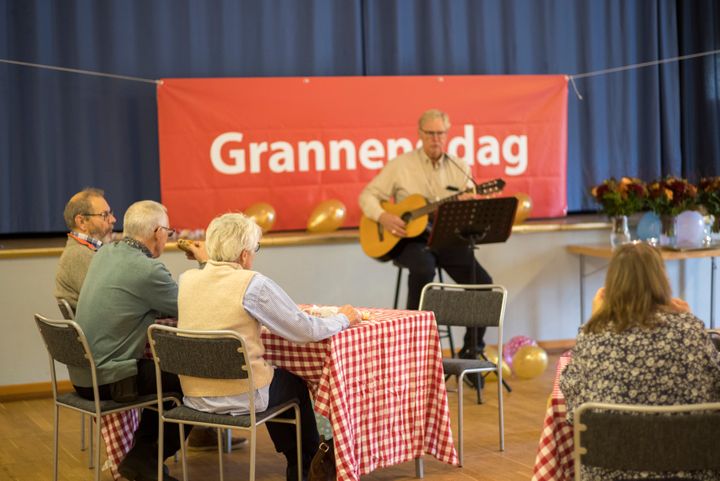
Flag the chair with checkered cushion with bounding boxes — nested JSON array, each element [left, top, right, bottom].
[[34, 314, 178, 481], [419, 283, 507, 466], [147, 324, 302, 481], [574, 401, 720, 480]]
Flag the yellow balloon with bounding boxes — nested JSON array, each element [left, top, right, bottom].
[[512, 345, 548, 379], [513, 193, 533, 225], [244, 202, 276, 234], [307, 199, 346, 233], [482, 346, 512, 382]]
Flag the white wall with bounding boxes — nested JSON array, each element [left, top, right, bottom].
[[2, 228, 717, 386]]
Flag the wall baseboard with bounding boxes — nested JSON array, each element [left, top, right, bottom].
[[1, 339, 576, 401], [440, 338, 575, 359], [0, 380, 73, 402]]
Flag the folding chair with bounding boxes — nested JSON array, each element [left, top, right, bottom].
[[55, 297, 96, 468], [148, 324, 303, 481], [419, 283, 507, 465], [34, 314, 176, 481], [574, 401, 720, 480]]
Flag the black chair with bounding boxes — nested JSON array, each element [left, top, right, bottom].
[[34, 314, 177, 481], [573, 401, 720, 480], [148, 324, 302, 481], [418, 283, 507, 466], [393, 260, 456, 356]]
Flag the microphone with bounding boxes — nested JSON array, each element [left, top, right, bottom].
[[444, 153, 479, 194]]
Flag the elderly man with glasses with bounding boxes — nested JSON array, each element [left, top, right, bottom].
[[69, 200, 206, 481], [54, 187, 117, 311], [359, 109, 493, 367]]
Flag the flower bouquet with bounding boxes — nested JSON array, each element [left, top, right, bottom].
[[698, 176, 720, 233], [590, 177, 647, 217], [590, 177, 647, 247], [646, 177, 698, 238]]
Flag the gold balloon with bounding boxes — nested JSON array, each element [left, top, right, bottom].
[[482, 346, 512, 382], [244, 202, 276, 233], [512, 345, 548, 379], [307, 199, 346, 233], [513, 192, 533, 225]]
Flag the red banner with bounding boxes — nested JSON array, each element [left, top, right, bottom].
[[157, 75, 568, 231]]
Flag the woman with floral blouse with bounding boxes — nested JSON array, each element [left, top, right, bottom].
[[560, 242, 720, 481]]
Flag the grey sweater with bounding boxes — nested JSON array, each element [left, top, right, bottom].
[[54, 237, 95, 310], [69, 241, 178, 387]]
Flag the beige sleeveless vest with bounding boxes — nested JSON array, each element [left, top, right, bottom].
[[177, 261, 275, 397]]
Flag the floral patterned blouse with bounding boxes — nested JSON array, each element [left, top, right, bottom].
[[560, 310, 720, 481]]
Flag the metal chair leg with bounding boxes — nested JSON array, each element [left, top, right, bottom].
[[93, 415, 101, 481], [393, 266, 403, 309], [88, 416, 94, 469], [80, 414, 86, 450], [53, 404, 59, 481]]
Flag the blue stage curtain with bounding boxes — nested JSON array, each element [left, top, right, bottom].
[[0, 0, 718, 233]]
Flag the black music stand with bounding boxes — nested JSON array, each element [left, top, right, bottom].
[[427, 197, 518, 393]]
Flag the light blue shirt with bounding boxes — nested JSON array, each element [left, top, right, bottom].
[[184, 273, 350, 415]]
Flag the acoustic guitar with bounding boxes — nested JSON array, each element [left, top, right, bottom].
[[359, 178, 506, 261]]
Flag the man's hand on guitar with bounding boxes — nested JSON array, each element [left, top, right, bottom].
[[379, 212, 407, 237]]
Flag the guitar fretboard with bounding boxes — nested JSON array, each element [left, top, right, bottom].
[[406, 179, 504, 221]]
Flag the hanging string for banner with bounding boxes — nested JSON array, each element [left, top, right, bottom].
[[0, 58, 159, 85], [2, 47, 719, 98], [567, 48, 720, 100]]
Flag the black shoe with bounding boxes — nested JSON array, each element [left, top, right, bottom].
[[286, 463, 308, 481], [118, 454, 178, 481]]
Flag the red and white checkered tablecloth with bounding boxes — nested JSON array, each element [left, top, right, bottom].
[[100, 310, 457, 481], [264, 307, 458, 481], [531, 351, 574, 481]]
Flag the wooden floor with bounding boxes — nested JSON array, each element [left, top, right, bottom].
[[0, 354, 558, 481]]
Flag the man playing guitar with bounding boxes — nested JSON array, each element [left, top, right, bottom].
[[358, 109, 493, 361]]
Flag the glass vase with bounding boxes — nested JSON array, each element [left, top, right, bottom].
[[660, 214, 677, 247], [610, 215, 631, 248]]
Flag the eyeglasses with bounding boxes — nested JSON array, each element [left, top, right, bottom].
[[254, 244, 261, 253], [155, 226, 176, 237], [420, 129, 448, 138], [83, 210, 114, 220]]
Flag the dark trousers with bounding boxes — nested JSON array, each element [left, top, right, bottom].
[[266, 368, 320, 469], [394, 237, 492, 352], [74, 359, 189, 462]]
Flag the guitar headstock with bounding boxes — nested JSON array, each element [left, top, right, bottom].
[[476, 178, 506, 196]]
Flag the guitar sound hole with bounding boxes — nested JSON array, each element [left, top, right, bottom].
[[401, 213, 412, 223]]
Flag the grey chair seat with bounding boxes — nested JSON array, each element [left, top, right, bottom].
[[442, 358, 495, 376], [163, 400, 299, 428], [57, 392, 166, 413]]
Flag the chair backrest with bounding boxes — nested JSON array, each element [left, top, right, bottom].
[[574, 402, 720, 478], [148, 324, 251, 381], [57, 298, 75, 320], [707, 329, 720, 351], [34, 313, 92, 369], [419, 283, 507, 329]]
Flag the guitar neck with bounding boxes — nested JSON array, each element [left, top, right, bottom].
[[409, 190, 468, 220], [405, 178, 505, 221]]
